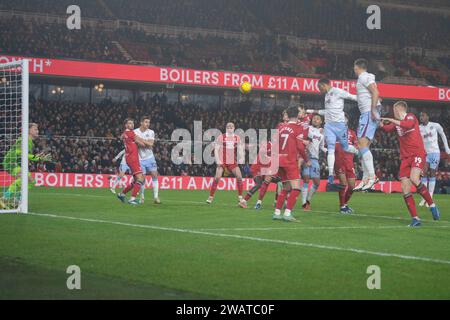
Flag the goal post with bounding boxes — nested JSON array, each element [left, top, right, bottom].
[[0, 59, 29, 214]]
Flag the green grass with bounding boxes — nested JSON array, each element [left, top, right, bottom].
[[1, 187, 450, 299]]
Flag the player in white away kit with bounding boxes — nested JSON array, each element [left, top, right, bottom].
[[109, 149, 130, 194], [134, 116, 160, 204], [353, 58, 382, 191], [301, 114, 327, 211], [307, 78, 358, 186], [419, 112, 450, 206]]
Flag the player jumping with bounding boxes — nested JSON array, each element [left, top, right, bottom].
[[273, 106, 310, 222], [335, 114, 358, 213], [134, 116, 160, 204], [207, 122, 247, 208], [353, 58, 382, 191], [419, 112, 450, 206], [116, 118, 153, 205], [301, 114, 327, 211], [380, 101, 440, 227], [308, 78, 358, 186]]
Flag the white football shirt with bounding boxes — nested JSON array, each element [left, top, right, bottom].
[[321, 87, 357, 123], [356, 71, 376, 113], [306, 126, 326, 160], [134, 128, 155, 160], [420, 121, 450, 154]]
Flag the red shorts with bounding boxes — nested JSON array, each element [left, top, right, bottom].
[[251, 164, 275, 178], [126, 156, 142, 176], [399, 155, 425, 179], [220, 163, 238, 171], [250, 164, 261, 177], [335, 157, 356, 179], [277, 165, 300, 182]]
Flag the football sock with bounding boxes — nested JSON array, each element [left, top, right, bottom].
[[209, 178, 219, 197], [122, 182, 134, 195], [140, 180, 145, 199], [131, 180, 143, 197], [327, 152, 335, 178], [416, 182, 434, 206], [307, 183, 319, 202], [275, 189, 288, 210], [152, 177, 159, 199], [301, 182, 309, 205], [428, 177, 436, 198], [403, 193, 417, 218], [339, 186, 347, 207], [345, 186, 354, 204], [258, 181, 270, 201], [237, 178, 243, 197], [285, 189, 300, 211], [360, 147, 375, 178], [360, 157, 368, 181], [245, 182, 261, 201]]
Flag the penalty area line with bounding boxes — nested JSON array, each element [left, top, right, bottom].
[[27, 211, 450, 266]]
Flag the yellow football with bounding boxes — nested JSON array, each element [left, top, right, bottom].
[[239, 81, 252, 94]]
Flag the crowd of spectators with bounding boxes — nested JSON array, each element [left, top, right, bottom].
[[246, 0, 449, 50], [0, 0, 111, 19], [0, 17, 125, 63], [2, 16, 447, 86], [3, 0, 448, 50], [27, 98, 449, 186]]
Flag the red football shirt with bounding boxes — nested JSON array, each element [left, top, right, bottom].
[[381, 113, 426, 160], [122, 129, 139, 162], [216, 133, 241, 165], [296, 114, 312, 140], [276, 122, 308, 166]]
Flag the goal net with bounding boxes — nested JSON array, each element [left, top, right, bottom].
[[0, 60, 29, 213]]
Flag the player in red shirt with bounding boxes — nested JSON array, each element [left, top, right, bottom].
[[207, 122, 247, 208], [335, 114, 358, 213], [296, 104, 312, 166], [273, 106, 310, 222], [274, 110, 290, 205], [116, 118, 153, 205], [245, 141, 281, 209], [380, 101, 440, 226], [296, 104, 312, 137]]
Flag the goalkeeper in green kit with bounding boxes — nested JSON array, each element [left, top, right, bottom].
[[1, 123, 51, 209]]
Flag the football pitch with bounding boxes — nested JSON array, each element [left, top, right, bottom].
[[1, 187, 449, 299]]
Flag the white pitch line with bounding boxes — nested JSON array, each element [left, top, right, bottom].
[[33, 191, 450, 224], [197, 225, 450, 231], [26, 212, 450, 266]]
